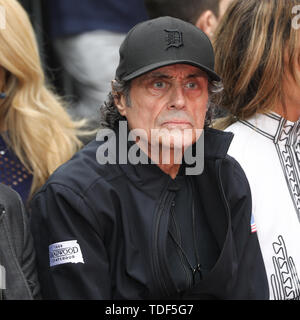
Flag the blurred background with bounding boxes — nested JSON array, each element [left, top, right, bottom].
[[18, 0, 148, 129], [19, 0, 69, 97]]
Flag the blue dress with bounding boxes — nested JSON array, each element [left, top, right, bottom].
[[0, 135, 33, 203]]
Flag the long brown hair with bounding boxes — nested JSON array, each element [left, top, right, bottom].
[[212, 0, 300, 129]]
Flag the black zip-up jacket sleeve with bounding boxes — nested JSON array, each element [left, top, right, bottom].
[[30, 182, 112, 299]]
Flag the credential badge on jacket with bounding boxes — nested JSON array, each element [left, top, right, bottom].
[[164, 29, 183, 50], [49, 240, 84, 267]]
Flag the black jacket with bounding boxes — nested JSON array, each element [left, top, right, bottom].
[[30, 128, 268, 299]]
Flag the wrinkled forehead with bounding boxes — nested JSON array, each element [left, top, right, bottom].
[[134, 64, 209, 82]]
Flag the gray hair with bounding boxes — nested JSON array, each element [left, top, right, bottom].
[[100, 77, 223, 130]]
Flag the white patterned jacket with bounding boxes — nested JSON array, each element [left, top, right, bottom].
[[226, 112, 300, 300]]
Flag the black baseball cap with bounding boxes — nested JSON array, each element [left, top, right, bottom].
[[115, 16, 221, 82]]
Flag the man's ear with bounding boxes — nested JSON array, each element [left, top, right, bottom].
[[195, 10, 218, 39], [114, 94, 128, 117], [112, 81, 127, 117]]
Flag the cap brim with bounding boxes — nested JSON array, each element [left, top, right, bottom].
[[121, 60, 221, 82]]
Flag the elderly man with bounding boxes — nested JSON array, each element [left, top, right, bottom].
[[30, 17, 268, 300]]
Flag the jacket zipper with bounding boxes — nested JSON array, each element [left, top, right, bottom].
[[170, 201, 193, 288], [216, 160, 231, 230], [152, 188, 175, 297]]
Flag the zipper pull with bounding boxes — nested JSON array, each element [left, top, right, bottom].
[[170, 201, 175, 213], [0, 205, 5, 219], [192, 264, 203, 284]]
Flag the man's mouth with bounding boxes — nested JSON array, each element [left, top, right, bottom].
[[161, 120, 192, 129]]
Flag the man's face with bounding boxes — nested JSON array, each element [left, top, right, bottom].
[[116, 64, 209, 151]]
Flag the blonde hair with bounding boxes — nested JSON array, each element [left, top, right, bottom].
[[0, 0, 88, 199], [212, 0, 300, 129]]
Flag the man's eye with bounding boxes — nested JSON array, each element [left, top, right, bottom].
[[153, 81, 166, 89], [186, 82, 197, 89]]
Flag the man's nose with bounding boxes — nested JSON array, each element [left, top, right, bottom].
[[167, 85, 186, 110]]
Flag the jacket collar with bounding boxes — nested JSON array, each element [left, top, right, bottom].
[[203, 127, 234, 159]]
